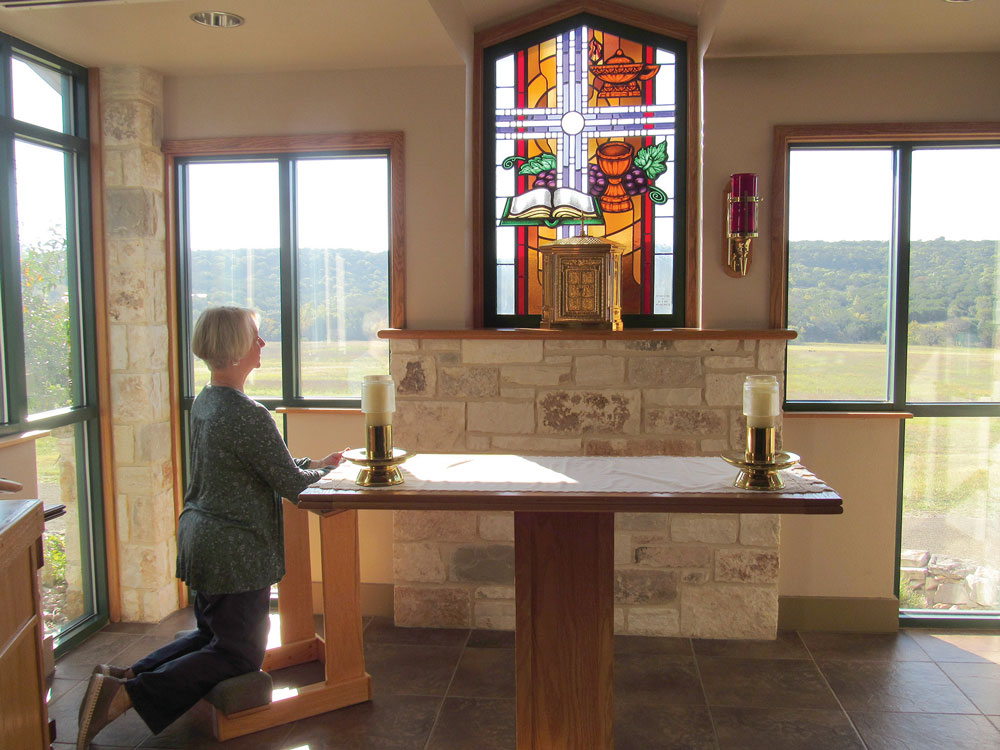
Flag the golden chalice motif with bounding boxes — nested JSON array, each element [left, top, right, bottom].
[[596, 141, 635, 213]]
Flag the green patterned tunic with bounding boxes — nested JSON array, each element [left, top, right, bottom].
[[176, 385, 325, 594]]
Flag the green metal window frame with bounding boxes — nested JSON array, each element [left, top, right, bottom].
[[777, 128, 1000, 628], [0, 32, 109, 653]]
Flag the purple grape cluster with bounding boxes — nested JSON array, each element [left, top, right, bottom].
[[622, 167, 650, 196], [588, 164, 608, 196], [533, 170, 557, 189]]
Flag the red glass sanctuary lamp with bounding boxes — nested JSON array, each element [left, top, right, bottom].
[[725, 173, 762, 277]]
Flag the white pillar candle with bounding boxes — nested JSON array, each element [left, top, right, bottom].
[[362, 374, 395, 426], [743, 374, 780, 428]]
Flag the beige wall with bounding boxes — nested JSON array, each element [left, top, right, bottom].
[[162, 65, 471, 329], [702, 52, 1000, 329]]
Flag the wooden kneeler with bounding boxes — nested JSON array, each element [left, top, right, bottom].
[[209, 503, 371, 741]]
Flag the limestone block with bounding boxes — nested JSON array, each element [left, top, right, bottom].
[[120, 587, 141, 622], [500, 363, 571, 386], [393, 542, 447, 583], [538, 390, 640, 434], [116, 465, 154, 494], [478, 512, 514, 542], [106, 187, 159, 238], [467, 435, 491, 451], [127, 492, 174, 543], [739, 514, 780, 547], [673, 340, 740, 354], [704, 355, 755, 370], [614, 569, 678, 604], [394, 586, 471, 628], [499, 386, 536, 399], [644, 387, 703, 406], [631, 533, 670, 546], [423, 340, 461, 352], [742, 340, 757, 353], [680, 584, 778, 639], [388, 339, 419, 353], [606, 339, 672, 352], [615, 533, 634, 565], [475, 585, 514, 600], [450, 545, 515, 584], [113, 424, 135, 463], [544, 355, 572, 365], [134, 421, 171, 463], [474, 600, 515, 630], [107, 238, 160, 271], [574, 356, 625, 386], [617, 513, 669, 532], [393, 401, 466, 450], [757, 341, 785, 372], [681, 571, 709, 584], [645, 407, 727, 437], [440, 366, 498, 398], [101, 66, 163, 107], [899, 567, 927, 586], [928, 555, 976, 579], [900, 549, 931, 567], [394, 510, 477, 541], [700, 438, 728, 453], [141, 582, 178, 623], [468, 400, 534, 434], [967, 567, 999, 607], [392, 355, 436, 396], [628, 356, 701, 387], [126, 324, 168, 371], [671, 515, 739, 544], [492, 435, 581, 454], [118, 543, 169, 590], [104, 100, 159, 148], [108, 267, 149, 322], [715, 549, 779, 584], [626, 606, 680, 636], [932, 582, 971, 606], [115, 493, 130, 544], [124, 148, 163, 190], [104, 150, 124, 187], [109, 323, 128, 370], [544, 340, 605, 351], [636, 544, 712, 569], [463, 339, 543, 364], [705, 374, 745, 407]]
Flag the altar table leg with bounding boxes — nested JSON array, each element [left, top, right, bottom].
[[515, 512, 615, 750], [212, 506, 371, 740]]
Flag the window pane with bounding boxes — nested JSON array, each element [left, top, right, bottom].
[[186, 162, 281, 397], [899, 416, 999, 612], [295, 157, 390, 398], [37, 426, 94, 636], [906, 147, 1000, 403], [15, 139, 74, 413], [785, 149, 894, 401], [11, 56, 69, 133]]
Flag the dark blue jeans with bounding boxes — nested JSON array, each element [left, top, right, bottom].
[[124, 587, 271, 734]]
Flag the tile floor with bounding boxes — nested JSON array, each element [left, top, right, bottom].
[[49, 609, 1000, 749]]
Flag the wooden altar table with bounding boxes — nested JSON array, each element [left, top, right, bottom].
[[226, 455, 842, 748]]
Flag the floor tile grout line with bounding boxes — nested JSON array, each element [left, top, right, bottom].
[[687, 636, 723, 750], [798, 630, 873, 750], [421, 626, 473, 750]]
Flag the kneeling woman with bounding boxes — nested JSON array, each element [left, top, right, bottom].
[[77, 306, 345, 748]]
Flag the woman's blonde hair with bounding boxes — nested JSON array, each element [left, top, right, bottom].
[[191, 306, 260, 371]]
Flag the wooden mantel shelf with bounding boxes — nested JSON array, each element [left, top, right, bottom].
[[378, 328, 797, 341]]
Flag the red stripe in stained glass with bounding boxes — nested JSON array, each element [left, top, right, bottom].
[[643, 193, 653, 314]]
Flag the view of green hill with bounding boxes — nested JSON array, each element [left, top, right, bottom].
[[188, 247, 389, 341], [788, 238, 997, 347]]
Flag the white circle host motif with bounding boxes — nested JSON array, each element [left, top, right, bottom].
[[561, 111, 585, 135]]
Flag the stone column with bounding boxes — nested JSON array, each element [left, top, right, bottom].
[[101, 66, 177, 622]]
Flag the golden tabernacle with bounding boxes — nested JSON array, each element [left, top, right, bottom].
[[538, 235, 624, 330]]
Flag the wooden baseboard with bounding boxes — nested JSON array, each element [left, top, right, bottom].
[[778, 595, 900, 633], [311, 582, 394, 618]]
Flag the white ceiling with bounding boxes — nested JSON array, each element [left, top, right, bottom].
[[0, 0, 997, 77]]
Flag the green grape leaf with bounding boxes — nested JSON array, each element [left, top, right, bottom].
[[634, 141, 668, 181], [517, 153, 557, 175]]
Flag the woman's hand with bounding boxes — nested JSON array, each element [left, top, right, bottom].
[[312, 449, 348, 471]]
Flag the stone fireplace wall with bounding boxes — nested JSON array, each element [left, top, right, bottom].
[[387, 333, 787, 639]]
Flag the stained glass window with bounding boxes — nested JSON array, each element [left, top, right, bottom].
[[482, 14, 687, 326]]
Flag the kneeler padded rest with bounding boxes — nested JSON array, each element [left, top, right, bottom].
[[202, 502, 371, 741]]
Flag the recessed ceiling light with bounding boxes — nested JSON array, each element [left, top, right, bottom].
[[942, 0, 974, 3], [190, 11, 245, 28]]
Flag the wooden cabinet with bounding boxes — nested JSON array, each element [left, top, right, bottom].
[[0, 499, 49, 749]]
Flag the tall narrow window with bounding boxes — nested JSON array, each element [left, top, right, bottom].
[[0, 36, 106, 652], [479, 11, 692, 327], [168, 134, 403, 411], [779, 127, 1000, 621]]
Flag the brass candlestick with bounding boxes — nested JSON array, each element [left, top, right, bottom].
[[342, 424, 408, 486], [722, 426, 798, 491]]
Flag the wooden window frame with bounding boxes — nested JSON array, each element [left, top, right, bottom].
[[473, 0, 700, 327]]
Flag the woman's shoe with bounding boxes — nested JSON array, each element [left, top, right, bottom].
[[76, 673, 131, 749]]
